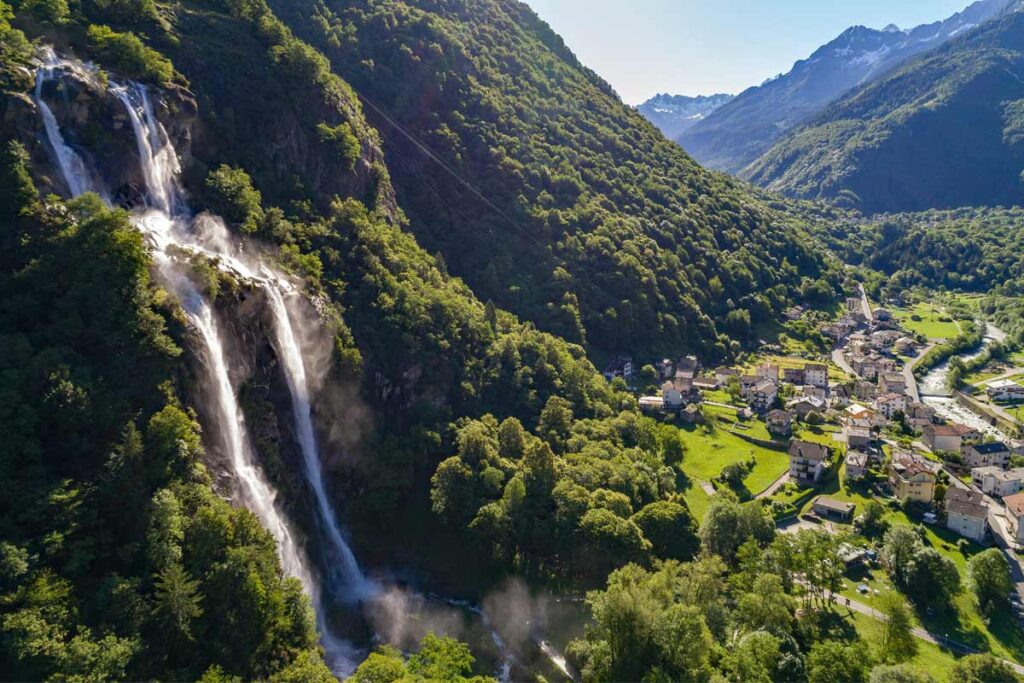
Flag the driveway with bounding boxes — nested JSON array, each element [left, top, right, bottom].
[[979, 368, 1024, 387], [756, 471, 790, 500]]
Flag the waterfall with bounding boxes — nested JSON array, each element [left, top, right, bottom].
[[171, 267, 311, 587], [264, 287, 374, 599], [34, 57, 362, 674], [34, 48, 96, 198], [33, 49, 541, 680]]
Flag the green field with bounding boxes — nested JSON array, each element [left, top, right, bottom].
[[966, 369, 1006, 385], [848, 611, 962, 680], [893, 303, 961, 340], [677, 405, 790, 499], [681, 484, 711, 522]]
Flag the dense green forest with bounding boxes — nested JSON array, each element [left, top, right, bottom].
[[258, 0, 844, 359], [0, 137, 335, 678], [2, 0, 722, 674], [743, 11, 1024, 213], [816, 207, 1024, 296]]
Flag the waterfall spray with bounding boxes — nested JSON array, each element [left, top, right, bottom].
[[264, 287, 374, 600], [34, 54, 362, 674]]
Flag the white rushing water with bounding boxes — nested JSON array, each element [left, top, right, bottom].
[[920, 322, 1015, 441], [265, 287, 373, 599], [34, 48, 103, 199], [34, 55, 365, 673]]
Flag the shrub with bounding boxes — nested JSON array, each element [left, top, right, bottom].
[[87, 25, 174, 84]]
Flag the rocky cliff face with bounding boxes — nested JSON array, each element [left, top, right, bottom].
[[161, 6, 399, 221], [3, 54, 198, 206]]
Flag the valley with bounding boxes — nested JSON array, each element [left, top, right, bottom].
[[1, 0, 1024, 682]]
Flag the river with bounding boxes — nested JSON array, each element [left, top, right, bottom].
[[919, 322, 1013, 441]]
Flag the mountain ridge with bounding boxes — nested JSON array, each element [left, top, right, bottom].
[[676, 0, 1014, 173], [741, 8, 1024, 213], [636, 92, 733, 139]]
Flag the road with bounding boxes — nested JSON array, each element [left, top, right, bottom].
[[829, 283, 873, 377], [839, 593, 1024, 675], [858, 283, 873, 322], [902, 343, 936, 404], [832, 343, 855, 376]]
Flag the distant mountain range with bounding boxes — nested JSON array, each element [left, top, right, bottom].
[[668, 0, 1015, 174], [743, 7, 1024, 213], [635, 93, 733, 139]]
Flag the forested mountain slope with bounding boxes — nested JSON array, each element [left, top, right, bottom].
[[815, 206, 1024, 295], [3, 0, 944, 679], [743, 9, 1024, 213], [0, 0, 780, 676], [678, 0, 1013, 174], [263, 0, 839, 359]]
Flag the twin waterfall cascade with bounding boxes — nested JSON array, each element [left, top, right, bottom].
[[34, 51, 369, 673]]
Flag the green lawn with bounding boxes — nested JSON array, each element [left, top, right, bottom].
[[965, 370, 1004, 385], [681, 483, 711, 522], [702, 388, 735, 405], [840, 556, 1024, 665], [893, 303, 961, 341], [1007, 405, 1024, 423], [794, 424, 842, 447], [808, 465, 1024, 665], [848, 611, 962, 680], [677, 406, 789, 498]]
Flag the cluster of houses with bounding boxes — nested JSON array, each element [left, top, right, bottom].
[[878, 449, 989, 543], [738, 361, 829, 432], [800, 441, 1008, 545], [635, 355, 718, 424]]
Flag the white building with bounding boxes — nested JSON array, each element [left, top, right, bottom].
[[661, 381, 684, 409], [945, 488, 989, 544], [987, 379, 1024, 402], [971, 466, 1024, 497], [804, 363, 828, 389], [789, 440, 830, 486], [846, 450, 870, 481], [750, 380, 778, 413], [876, 392, 908, 420], [963, 442, 1011, 469]]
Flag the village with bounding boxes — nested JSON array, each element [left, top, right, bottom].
[[605, 286, 1024, 660]]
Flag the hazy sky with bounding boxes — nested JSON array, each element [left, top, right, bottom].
[[524, 0, 973, 104]]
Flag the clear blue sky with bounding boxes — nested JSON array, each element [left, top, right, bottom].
[[524, 0, 973, 104]]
